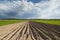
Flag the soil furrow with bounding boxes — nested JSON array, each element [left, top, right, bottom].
[[0, 21, 60, 40]]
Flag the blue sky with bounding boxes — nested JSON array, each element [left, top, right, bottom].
[[27, 0, 42, 3], [0, 0, 60, 19]]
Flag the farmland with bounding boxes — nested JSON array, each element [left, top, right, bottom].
[[0, 21, 60, 40], [0, 20, 26, 26], [0, 20, 60, 40], [0, 19, 60, 26], [32, 19, 60, 26]]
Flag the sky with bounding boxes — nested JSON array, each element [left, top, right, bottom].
[[0, 0, 60, 19]]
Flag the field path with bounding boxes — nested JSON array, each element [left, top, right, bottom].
[[0, 21, 60, 40]]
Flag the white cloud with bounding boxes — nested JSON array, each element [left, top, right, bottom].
[[0, 0, 60, 19]]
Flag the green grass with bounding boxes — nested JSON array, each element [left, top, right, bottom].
[[32, 19, 60, 26], [0, 20, 26, 26]]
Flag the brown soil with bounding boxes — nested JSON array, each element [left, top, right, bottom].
[[0, 21, 60, 40]]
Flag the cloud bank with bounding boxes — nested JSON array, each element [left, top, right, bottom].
[[0, 0, 60, 19]]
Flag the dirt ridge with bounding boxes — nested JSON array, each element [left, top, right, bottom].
[[0, 21, 60, 40]]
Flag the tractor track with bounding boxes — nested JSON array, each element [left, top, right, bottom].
[[0, 21, 60, 40]]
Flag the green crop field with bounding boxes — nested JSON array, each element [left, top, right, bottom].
[[0, 19, 60, 26], [0, 20, 26, 26], [32, 19, 60, 26]]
